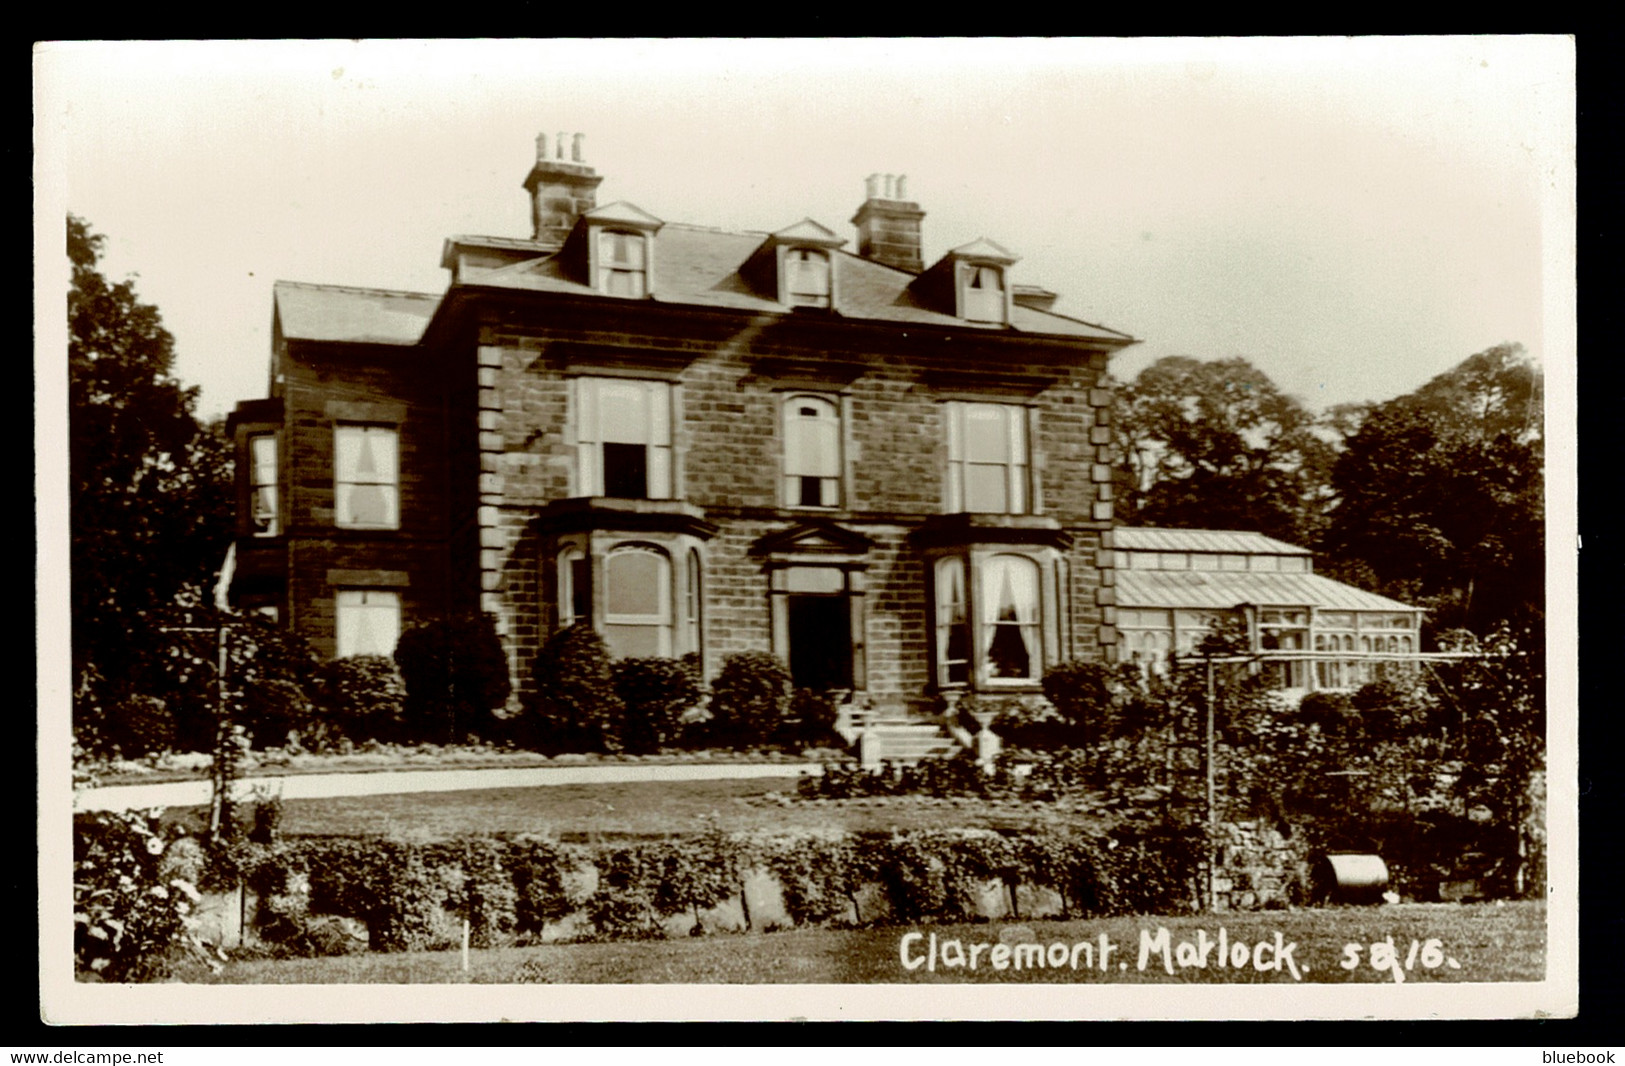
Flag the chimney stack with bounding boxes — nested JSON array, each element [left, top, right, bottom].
[[523, 130, 604, 247], [851, 173, 925, 273]]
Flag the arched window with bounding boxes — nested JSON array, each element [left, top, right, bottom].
[[982, 554, 1041, 682], [597, 229, 647, 297], [785, 248, 831, 308], [784, 395, 841, 507], [603, 546, 671, 658]]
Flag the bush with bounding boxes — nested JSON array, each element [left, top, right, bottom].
[[507, 837, 589, 938], [100, 695, 176, 758], [613, 657, 702, 753], [707, 652, 791, 748], [787, 688, 841, 747], [394, 613, 512, 744], [239, 679, 315, 749], [73, 812, 216, 981], [1041, 660, 1116, 747], [984, 696, 1071, 752], [316, 655, 407, 743], [530, 623, 625, 753]]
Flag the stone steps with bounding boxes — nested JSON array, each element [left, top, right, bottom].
[[858, 722, 964, 765]]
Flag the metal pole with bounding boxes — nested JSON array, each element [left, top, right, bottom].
[[210, 622, 228, 840], [1205, 656, 1217, 912]]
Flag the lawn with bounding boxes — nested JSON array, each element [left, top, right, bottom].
[[240, 779, 1098, 839], [206, 901, 1546, 985]]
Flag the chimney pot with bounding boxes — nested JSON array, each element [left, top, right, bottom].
[[852, 172, 925, 272], [523, 133, 604, 246]]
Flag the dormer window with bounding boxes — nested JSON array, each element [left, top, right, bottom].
[[785, 248, 831, 308], [597, 229, 647, 297], [961, 263, 1007, 323]]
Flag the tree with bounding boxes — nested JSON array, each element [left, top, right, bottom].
[[68, 215, 234, 719], [1113, 356, 1333, 545], [1320, 344, 1543, 633]]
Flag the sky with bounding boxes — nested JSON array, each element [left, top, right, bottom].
[[36, 37, 1573, 422]]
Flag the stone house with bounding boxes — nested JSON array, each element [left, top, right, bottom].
[[225, 137, 1138, 721]]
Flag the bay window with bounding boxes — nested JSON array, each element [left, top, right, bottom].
[[931, 551, 1050, 688], [603, 546, 672, 659], [248, 433, 279, 536]]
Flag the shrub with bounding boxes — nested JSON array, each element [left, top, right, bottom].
[[707, 652, 791, 748], [73, 812, 216, 981], [1041, 660, 1117, 747], [431, 837, 518, 948], [877, 833, 950, 922], [985, 696, 1070, 752], [394, 613, 512, 744], [530, 623, 625, 753], [316, 655, 407, 743], [239, 679, 314, 749], [787, 688, 841, 747], [507, 837, 589, 938], [100, 695, 176, 758], [585, 845, 662, 939], [613, 657, 702, 753]]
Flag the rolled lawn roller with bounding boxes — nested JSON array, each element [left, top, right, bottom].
[[1311, 852, 1390, 904]]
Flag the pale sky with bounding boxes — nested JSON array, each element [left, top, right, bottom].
[[35, 37, 1573, 421]]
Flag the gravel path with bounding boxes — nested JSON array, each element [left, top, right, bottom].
[[76, 761, 822, 812]]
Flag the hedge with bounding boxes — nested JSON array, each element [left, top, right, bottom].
[[210, 821, 1208, 957]]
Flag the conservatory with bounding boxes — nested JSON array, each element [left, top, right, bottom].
[[1112, 528, 1423, 693]]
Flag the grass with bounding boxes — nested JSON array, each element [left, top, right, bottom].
[[204, 901, 1546, 985], [224, 779, 1099, 839], [90, 744, 834, 788]]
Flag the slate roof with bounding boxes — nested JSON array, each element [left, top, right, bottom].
[[1116, 569, 1419, 613], [274, 281, 439, 345], [447, 222, 1134, 342]]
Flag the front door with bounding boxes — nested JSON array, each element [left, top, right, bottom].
[[787, 594, 852, 692]]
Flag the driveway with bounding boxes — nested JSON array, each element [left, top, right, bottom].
[[76, 761, 822, 812]]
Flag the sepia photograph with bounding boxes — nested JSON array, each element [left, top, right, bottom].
[[35, 37, 1576, 1023]]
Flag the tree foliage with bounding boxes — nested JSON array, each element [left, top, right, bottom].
[[1113, 356, 1333, 544], [69, 215, 233, 710], [1320, 344, 1543, 633]]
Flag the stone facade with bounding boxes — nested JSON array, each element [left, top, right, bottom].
[[228, 143, 1136, 716]]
